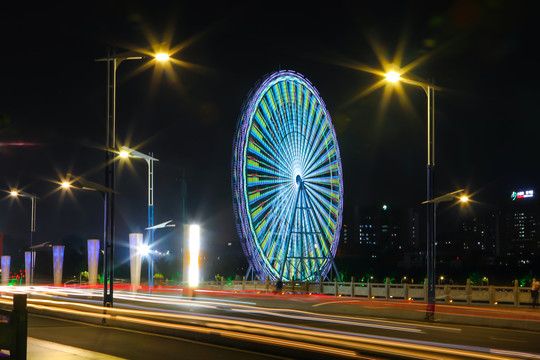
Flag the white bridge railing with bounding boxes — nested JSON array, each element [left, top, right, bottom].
[[194, 277, 535, 308]]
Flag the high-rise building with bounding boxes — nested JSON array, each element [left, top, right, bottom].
[[500, 189, 538, 265]]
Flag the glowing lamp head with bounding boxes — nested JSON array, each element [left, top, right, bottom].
[[10, 191, 18, 197], [460, 196, 469, 203], [155, 53, 169, 62], [139, 243, 150, 257], [385, 71, 400, 83], [61, 182, 71, 189], [119, 150, 130, 158]]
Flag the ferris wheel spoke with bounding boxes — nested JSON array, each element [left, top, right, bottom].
[[305, 184, 339, 220], [301, 100, 326, 163], [303, 194, 335, 257], [303, 126, 334, 176], [256, 184, 296, 253], [253, 108, 293, 170], [248, 117, 292, 172], [300, 98, 322, 167], [300, 95, 319, 166], [304, 166, 340, 188], [261, 89, 292, 165], [270, 85, 296, 163], [249, 181, 294, 224], [248, 129, 286, 172], [304, 141, 337, 176], [265, 187, 298, 258]]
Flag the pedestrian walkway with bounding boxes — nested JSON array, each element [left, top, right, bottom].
[[27, 338, 125, 360]]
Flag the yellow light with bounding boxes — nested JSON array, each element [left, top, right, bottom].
[[155, 53, 169, 62], [10, 191, 18, 197], [61, 182, 71, 189], [460, 196, 469, 203], [385, 71, 400, 83], [119, 150, 130, 158]]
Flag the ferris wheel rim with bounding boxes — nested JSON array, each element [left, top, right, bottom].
[[232, 70, 343, 281]]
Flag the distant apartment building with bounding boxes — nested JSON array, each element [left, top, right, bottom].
[[500, 189, 538, 265]]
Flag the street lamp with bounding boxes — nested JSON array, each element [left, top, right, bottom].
[[384, 71, 443, 321], [421, 188, 469, 319], [116, 145, 159, 286], [95, 50, 170, 307], [9, 189, 38, 284], [145, 220, 175, 285]]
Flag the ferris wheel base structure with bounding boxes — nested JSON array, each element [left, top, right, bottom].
[[232, 70, 344, 282]]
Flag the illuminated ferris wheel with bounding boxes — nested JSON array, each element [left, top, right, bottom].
[[232, 70, 343, 281]]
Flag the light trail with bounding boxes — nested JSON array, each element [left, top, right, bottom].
[[1, 287, 539, 359]]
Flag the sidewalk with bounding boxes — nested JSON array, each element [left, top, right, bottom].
[[27, 338, 125, 360]]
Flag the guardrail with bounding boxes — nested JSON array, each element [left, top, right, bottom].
[[193, 277, 535, 307], [0, 294, 27, 359]]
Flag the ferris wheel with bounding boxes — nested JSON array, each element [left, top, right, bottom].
[[232, 70, 343, 282]]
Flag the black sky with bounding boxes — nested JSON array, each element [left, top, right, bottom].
[[1, 1, 539, 264]]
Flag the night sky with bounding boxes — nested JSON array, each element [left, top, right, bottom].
[[1, 1, 539, 275]]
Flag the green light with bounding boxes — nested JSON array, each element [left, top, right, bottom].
[[382, 204, 388, 211]]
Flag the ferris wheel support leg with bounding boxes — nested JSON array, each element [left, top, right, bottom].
[[279, 185, 303, 281], [303, 191, 342, 282], [330, 257, 342, 282]]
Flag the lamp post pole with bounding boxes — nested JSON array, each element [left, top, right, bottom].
[[384, 72, 437, 320], [118, 146, 159, 286], [9, 190, 38, 284], [97, 50, 143, 308], [148, 152, 155, 286], [425, 81, 436, 321]]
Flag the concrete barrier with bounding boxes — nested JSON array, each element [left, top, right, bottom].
[[194, 279, 537, 308]]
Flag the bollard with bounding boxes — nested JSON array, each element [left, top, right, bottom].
[[13, 294, 27, 360]]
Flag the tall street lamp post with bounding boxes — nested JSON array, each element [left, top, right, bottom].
[[9, 190, 38, 284], [95, 50, 169, 307], [119, 146, 159, 286], [384, 71, 438, 321], [96, 51, 143, 308]]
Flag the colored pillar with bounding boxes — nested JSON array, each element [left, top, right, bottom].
[[24, 251, 35, 286], [52, 245, 65, 286], [129, 233, 143, 288], [1, 256, 10, 285], [87, 239, 100, 284]]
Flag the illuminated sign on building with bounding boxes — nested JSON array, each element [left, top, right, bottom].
[[511, 190, 534, 201]]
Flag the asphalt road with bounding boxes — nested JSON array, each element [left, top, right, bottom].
[[28, 314, 292, 360], [23, 288, 540, 358]]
